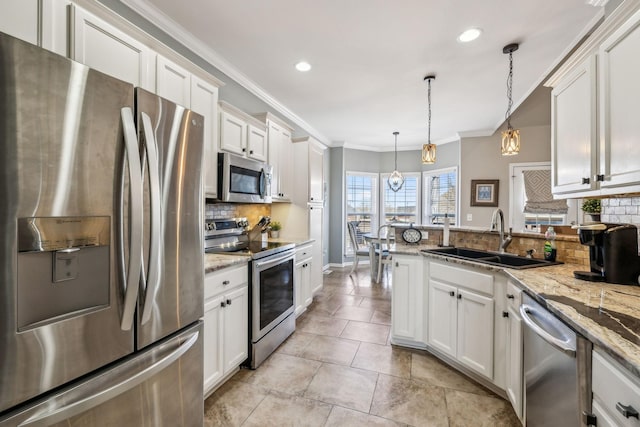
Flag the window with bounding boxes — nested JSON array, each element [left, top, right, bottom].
[[509, 163, 578, 232], [422, 167, 458, 226], [380, 173, 421, 224], [345, 172, 379, 255]]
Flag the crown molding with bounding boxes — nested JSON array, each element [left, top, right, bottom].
[[119, 0, 331, 146]]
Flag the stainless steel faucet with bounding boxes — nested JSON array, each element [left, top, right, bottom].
[[490, 208, 513, 253]]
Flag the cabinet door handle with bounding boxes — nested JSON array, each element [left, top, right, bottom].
[[507, 294, 514, 299], [250, 150, 254, 154], [222, 280, 230, 286], [449, 291, 455, 297], [310, 197, 314, 201], [395, 262, 399, 267], [457, 294, 462, 300], [242, 147, 246, 152], [502, 311, 509, 318], [595, 174, 605, 182], [582, 177, 590, 185], [220, 301, 226, 307], [226, 299, 232, 306], [616, 403, 639, 419]]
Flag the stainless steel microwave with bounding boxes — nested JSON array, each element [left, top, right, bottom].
[[217, 153, 272, 203]]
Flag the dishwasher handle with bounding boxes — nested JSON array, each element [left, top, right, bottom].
[[520, 304, 577, 357]]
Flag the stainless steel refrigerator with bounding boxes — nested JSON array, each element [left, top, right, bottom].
[[0, 32, 205, 425]]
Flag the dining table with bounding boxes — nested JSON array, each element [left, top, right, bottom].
[[362, 232, 396, 278]]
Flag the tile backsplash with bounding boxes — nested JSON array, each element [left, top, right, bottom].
[[205, 202, 271, 227], [601, 197, 640, 224]]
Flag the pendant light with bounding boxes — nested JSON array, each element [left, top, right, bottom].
[[388, 131, 404, 192], [501, 43, 520, 155], [422, 75, 436, 164]]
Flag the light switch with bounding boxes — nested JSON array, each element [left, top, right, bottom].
[[467, 213, 473, 221]]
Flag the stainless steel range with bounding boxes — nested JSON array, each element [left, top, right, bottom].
[[205, 218, 296, 368]]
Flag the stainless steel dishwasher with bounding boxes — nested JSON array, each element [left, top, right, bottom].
[[520, 293, 592, 426]]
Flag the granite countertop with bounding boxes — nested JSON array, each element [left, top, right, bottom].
[[507, 265, 640, 378], [396, 244, 640, 377], [204, 253, 250, 274], [204, 238, 311, 274]]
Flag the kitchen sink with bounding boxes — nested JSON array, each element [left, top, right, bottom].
[[421, 247, 561, 269]]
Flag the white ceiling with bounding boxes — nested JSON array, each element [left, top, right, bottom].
[[122, 0, 603, 150]]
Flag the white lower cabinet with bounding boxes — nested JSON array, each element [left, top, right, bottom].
[[391, 255, 426, 347], [203, 264, 248, 395], [591, 349, 640, 427], [427, 260, 495, 380], [504, 282, 523, 421], [294, 243, 313, 317]]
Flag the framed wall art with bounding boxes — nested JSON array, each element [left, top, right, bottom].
[[470, 179, 499, 207]]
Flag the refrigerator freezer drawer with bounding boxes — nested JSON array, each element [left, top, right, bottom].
[[0, 322, 204, 427]]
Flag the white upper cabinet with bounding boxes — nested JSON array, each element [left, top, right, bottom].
[[260, 117, 293, 202], [70, 5, 154, 91], [0, 0, 39, 45], [547, 3, 640, 197], [551, 56, 597, 195], [247, 124, 268, 162], [599, 9, 640, 189], [220, 108, 247, 156], [156, 54, 191, 107], [219, 102, 267, 161], [308, 140, 325, 203], [191, 75, 220, 198]]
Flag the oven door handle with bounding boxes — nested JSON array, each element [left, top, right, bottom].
[[520, 304, 576, 357], [254, 252, 294, 270]]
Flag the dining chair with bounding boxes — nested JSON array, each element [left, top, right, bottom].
[[376, 224, 393, 283], [347, 221, 370, 274]]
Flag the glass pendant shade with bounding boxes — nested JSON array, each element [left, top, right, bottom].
[[388, 170, 404, 192], [387, 131, 404, 192], [422, 143, 436, 164], [501, 128, 520, 155]]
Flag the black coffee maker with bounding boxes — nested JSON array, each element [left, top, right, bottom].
[[574, 223, 640, 285]]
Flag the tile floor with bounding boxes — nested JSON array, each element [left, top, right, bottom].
[[204, 265, 520, 426]]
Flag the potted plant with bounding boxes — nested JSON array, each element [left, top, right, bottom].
[[581, 198, 601, 222], [269, 221, 282, 238]]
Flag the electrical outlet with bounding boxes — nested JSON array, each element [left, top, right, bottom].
[[467, 213, 473, 221], [421, 231, 429, 240]]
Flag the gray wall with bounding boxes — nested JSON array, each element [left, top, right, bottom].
[[459, 124, 551, 228], [328, 147, 345, 264]]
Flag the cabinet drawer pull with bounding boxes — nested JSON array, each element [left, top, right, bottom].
[[226, 299, 232, 306], [220, 301, 226, 307], [250, 150, 254, 154], [582, 177, 590, 185], [457, 293, 462, 300], [507, 294, 515, 299], [449, 291, 455, 297], [222, 280, 230, 285], [616, 403, 639, 419], [395, 262, 399, 267], [502, 311, 509, 318], [242, 148, 246, 152]]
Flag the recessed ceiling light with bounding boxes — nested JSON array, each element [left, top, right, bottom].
[[457, 28, 482, 43], [295, 61, 311, 72]]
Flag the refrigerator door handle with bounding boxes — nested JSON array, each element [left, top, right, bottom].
[[119, 107, 143, 331], [18, 330, 199, 427], [140, 112, 163, 325]]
